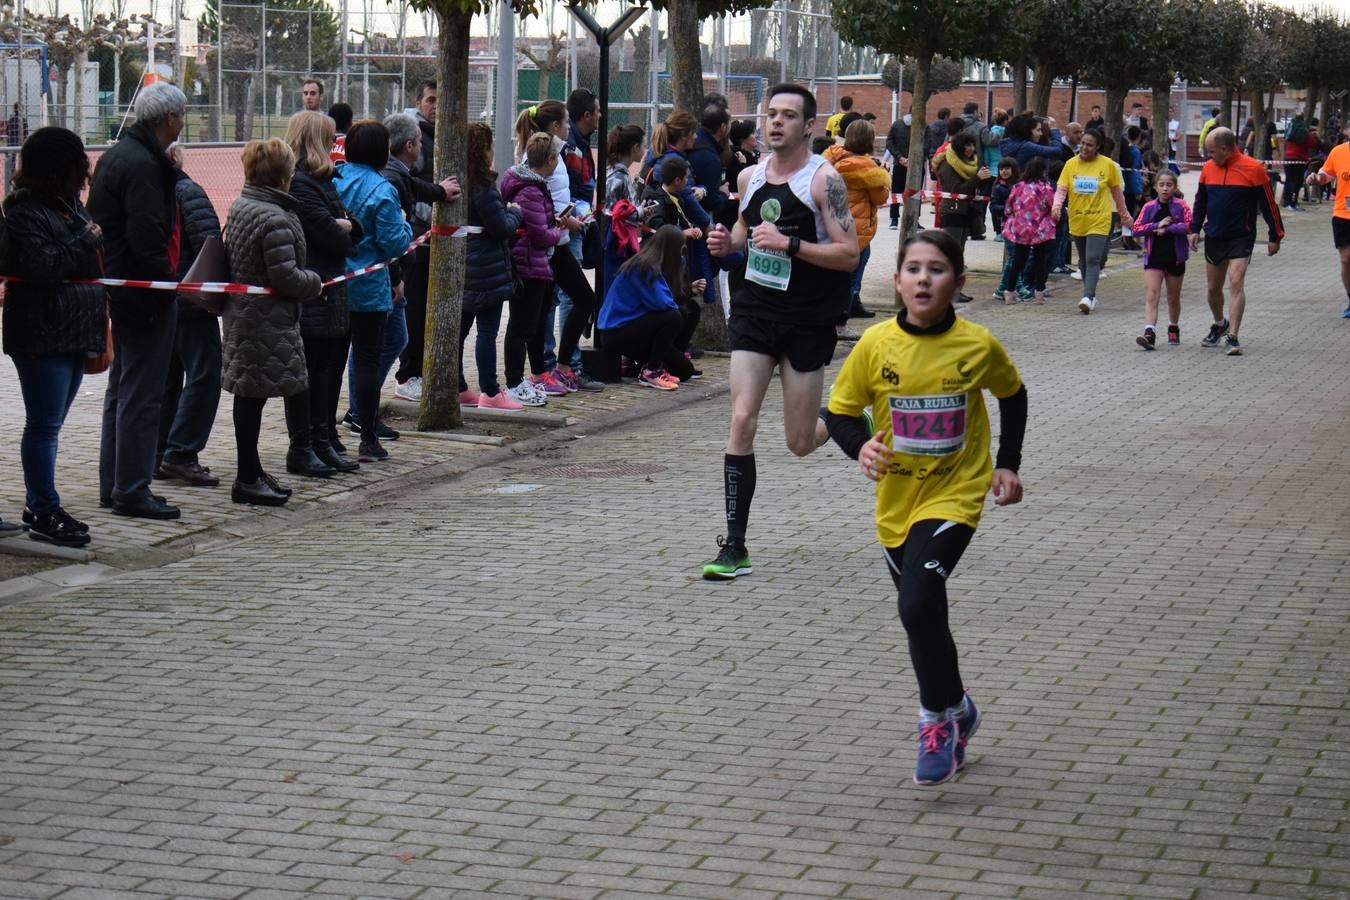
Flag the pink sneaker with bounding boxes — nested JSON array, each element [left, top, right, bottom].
[[458, 388, 481, 406], [639, 368, 678, 391], [478, 390, 523, 411], [530, 372, 571, 396], [552, 366, 580, 392]]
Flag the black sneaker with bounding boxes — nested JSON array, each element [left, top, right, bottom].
[[342, 410, 362, 434], [157, 460, 221, 487], [1201, 319, 1230, 347], [358, 437, 389, 462], [374, 420, 400, 441], [23, 506, 89, 533], [1225, 334, 1242, 356], [28, 508, 92, 548], [0, 516, 24, 538], [1136, 328, 1156, 350], [1167, 325, 1180, 345]]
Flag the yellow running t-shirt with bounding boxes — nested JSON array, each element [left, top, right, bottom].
[[828, 315, 1023, 548], [1057, 155, 1122, 237]]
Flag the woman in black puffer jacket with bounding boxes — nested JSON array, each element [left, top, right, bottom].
[[463, 123, 524, 410], [1, 127, 107, 547], [285, 111, 362, 473]]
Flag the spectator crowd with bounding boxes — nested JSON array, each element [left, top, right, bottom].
[[1, 77, 1342, 550]]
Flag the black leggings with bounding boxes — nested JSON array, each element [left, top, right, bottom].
[[506, 278, 552, 385], [303, 333, 346, 439], [348, 312, 386, 435], [233, 392, 309, 482], [597, 309, 684, 374], [884, 519, 976, 713], [549, 248, 596, 367]]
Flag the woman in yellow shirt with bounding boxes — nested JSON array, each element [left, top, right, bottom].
[[1052, 129, 1134, 314], [825, 229, 1028, 786]]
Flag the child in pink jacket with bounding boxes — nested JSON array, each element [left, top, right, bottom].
[[999, 157, 1057, 304]]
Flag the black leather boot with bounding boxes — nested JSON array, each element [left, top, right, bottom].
[[286, 446, 337, 478], [848, 293, 876, 318], [314, 438, 360, 473], [232, 475, 291, 506]]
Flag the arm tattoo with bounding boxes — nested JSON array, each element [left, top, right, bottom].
[[824, 170, 854, 233]]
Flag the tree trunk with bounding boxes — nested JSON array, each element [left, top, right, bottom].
[[1151, 82, 1171, 155], [1303, 83, 1318, 123], [72, 50, 87, 139], [417, 6, 469, 432], [205, 52, 221, 142], [667, 0, 703, 114], [900, 49, 932, 248], [1030, 63, 1054, 117], [1251, 88, 1269, 161], [1104, 83, 1128, 144], [1011, 57, 1027, 114]]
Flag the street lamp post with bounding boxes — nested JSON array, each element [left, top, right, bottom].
[[565, 1, 648, 312]]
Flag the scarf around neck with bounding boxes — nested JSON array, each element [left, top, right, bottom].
[[943, 145, 979, 181]]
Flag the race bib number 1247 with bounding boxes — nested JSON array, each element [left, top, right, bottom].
[[889, 393, 968, 456]]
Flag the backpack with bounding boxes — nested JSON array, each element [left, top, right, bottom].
[[1288, 119, 1309, 143]]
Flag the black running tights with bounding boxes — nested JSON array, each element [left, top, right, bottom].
[[884, 519, 976, 713]]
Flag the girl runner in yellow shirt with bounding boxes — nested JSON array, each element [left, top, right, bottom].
[[825, 229, 1028, 786]]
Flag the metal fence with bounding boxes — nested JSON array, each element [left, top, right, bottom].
[[2, 0, 887, 147]]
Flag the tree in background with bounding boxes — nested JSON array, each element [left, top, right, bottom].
[[1240, 2, 1294, 159], [881, 55, 964, 99], [649, 0, 772, 114], [1074, 0, 1165, 142], [833, 0, 997, 239]]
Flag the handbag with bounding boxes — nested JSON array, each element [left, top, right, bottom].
[[580, 219, 601, 269], [84, 305, 113, 375], [179, 236, 230, 316]]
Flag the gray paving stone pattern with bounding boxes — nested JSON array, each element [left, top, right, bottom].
[[1, 196, 1348, 897]]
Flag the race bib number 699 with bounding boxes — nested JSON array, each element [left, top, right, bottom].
[[889, 393, 968, 456]]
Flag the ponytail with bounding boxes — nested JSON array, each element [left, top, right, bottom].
[[514, 99, 567, 159]]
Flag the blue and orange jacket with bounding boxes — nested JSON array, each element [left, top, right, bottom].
[[1190, 150, 1284, 243]]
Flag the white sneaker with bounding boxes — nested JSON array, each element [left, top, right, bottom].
[[394, 376, 422, 402], [1071, 270, 1083, 280], [506, 382, 546, 407], [1078, 296, 1093, 314]]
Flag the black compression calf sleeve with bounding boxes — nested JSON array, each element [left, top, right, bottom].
[[724, 453, 756, 545]]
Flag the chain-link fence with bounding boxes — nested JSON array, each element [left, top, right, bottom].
[[2, 0, 891, 149]]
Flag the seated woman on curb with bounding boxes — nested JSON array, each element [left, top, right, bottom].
[[221, 138, 323, 507], [597, 224, 699, 390]]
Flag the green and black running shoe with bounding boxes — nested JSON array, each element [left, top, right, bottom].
[[702, 536, 753, 580]]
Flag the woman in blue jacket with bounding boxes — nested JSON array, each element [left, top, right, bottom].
[[335, 120, 412, 462], [597, 225, 697, 390], [999, 113, 1063, 172]]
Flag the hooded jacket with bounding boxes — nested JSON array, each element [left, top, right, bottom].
[[1, 188, 108, 358], [173, 171, 223, 320], [336, 161, 413, 313], [500, 163, 563, 281], [221, 183, 322, 398], [465, 179, 523, 307], [998, 136, 1063, 172], [822, 145, 890, 250]]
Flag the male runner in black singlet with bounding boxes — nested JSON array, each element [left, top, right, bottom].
[[702, 83, 861, 580]]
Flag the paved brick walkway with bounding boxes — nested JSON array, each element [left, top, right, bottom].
[[1, 199, 1348, 898]]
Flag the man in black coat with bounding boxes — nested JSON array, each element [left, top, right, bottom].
[[90, 81, 187, 520], [157, 143, 223, 489]]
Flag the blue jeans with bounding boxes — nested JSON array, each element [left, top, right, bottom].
[[14, 354, 84, 516], [461, 301, 505, 395], [1050, 214, 1071, 270], [545, 238, 585, 371], [347, 300, 406, 422], [850, 244, 872, 298]]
